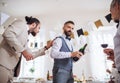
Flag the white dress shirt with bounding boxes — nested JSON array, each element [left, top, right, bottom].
[[50, 34, 73, 59]]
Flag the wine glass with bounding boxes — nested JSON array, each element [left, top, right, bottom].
[[101, 44, 110, 81], [101, 44, 108, 67], [101, 44, 108, 48]]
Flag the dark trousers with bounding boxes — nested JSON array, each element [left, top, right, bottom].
[[53, 68, 74, 83]]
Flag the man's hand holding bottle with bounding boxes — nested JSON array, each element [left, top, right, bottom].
[[71, 51, 83, 59], [72, 43, 87, 61]]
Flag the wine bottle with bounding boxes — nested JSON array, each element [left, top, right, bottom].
[[81, 70, 86, 83], [47, 70, 50, 80], [73, 43, 87, 61], [79, 43, 87, 54]]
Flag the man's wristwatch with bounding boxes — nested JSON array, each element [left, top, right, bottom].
[[118, 71, 120, 73], [44, 46, 48, 50]]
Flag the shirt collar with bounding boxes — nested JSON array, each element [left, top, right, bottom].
[[62, 34, 71, 41]]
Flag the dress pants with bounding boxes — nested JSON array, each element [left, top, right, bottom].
[[53, 68, 74, 83], [0, 65, 13, 83]]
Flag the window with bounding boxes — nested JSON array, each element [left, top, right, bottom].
[[88, 26, 117, 81]]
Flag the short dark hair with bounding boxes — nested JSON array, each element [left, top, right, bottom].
[[118, 0, 120, 3], [111, 0, 120, 8], [64, 21, 75, 25], [25, 16, 40, 25]]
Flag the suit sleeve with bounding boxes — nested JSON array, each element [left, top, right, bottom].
[[32, 48, 46, 58], [3, 21, 26, 53], [26, 46, 46, 58]]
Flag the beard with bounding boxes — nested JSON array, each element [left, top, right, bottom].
[[28, 30, 37, 36], [28, 28, 37, 36], [31, 31, 37, 36], [64, 30, 72, 37]]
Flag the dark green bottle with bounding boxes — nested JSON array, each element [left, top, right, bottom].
[[73, 43, 87, 61], [47, 70, 50, 80]]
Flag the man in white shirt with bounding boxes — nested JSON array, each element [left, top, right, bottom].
[[50, 21, 83, 83]]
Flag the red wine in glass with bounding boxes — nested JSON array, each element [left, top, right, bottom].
[[101, 43, 109, 78], [101, 44, 108, 48]]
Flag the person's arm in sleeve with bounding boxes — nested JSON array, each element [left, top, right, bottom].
[[26, 40, 53, 59], [50, 38, 71, 59], [26, 47, 46, 59], [3, 21, 34, 61], [3, 23, 25, 53], [33, 48, 46, 58]]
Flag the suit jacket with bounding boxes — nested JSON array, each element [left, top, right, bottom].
[[0, 20, 45, 70]]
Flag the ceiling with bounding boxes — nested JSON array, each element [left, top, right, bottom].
[[0, 0, 112, 17]]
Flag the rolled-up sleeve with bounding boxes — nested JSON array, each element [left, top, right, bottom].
[[50, 38, 71, 59], [32, 48, 45, 58], [25, 44, 45, 59]]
